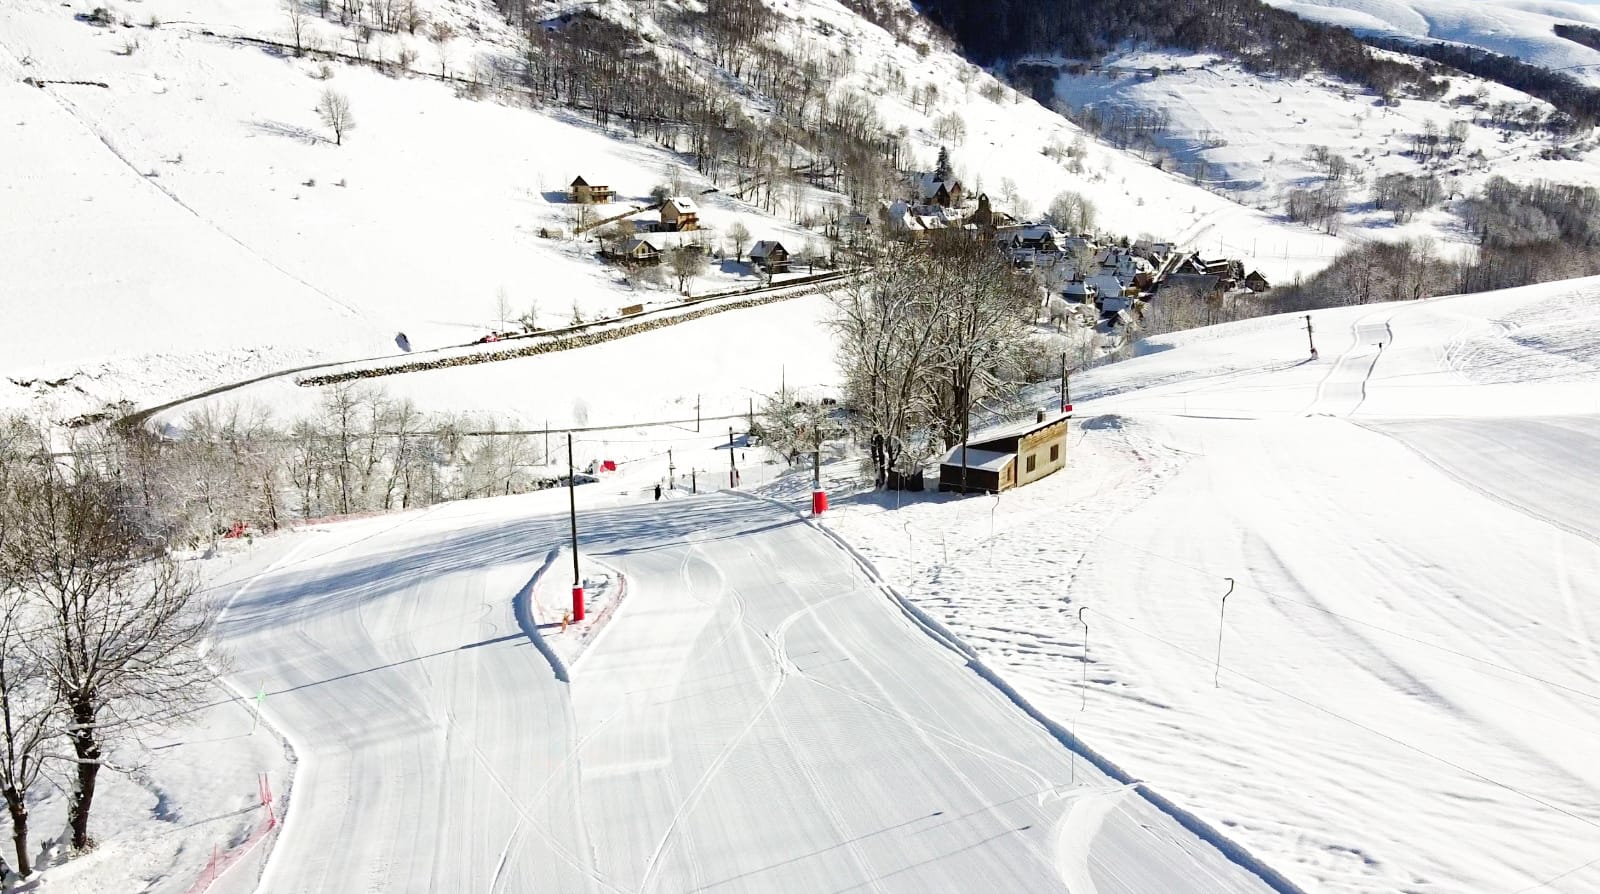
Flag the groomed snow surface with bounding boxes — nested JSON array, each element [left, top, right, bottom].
[[808, 276, 1600, 893], [207, 488, 1278, 893]]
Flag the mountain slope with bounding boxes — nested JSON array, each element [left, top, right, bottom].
[[1263, 0, 1600, 84], [2, 0, 1344, 427]]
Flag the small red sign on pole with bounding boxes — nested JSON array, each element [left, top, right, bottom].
[[811, 488, 828, 516], [572, 586, 586, 622]]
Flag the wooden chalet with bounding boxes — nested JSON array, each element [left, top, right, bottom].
[[616, 235, 666, 265], [749, 240, 790, 273], [569, 176, 614, 204], [939, 410, 1070, 494], [660, 197, 700, 231]]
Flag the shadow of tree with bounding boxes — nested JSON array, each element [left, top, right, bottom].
[[248, 119, 323, 145]]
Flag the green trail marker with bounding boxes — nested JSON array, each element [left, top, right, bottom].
[[250, 681, 266, 734]]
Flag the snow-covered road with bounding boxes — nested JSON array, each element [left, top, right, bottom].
[[216, 493, 1278, 892]]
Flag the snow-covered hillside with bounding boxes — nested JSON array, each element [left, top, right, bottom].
[[0, 0, 831, 421], [1046, 44, 1600, 261], [798, 278, 1600, 893], [1, 0, 1362, 428], [1264, 0, 1600, 84]]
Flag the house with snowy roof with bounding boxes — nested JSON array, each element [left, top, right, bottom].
[[939, 409, 1070, 494], [916, 172, 966, 208], [660, 197, 700, 231], [749, 240, 790, 273]]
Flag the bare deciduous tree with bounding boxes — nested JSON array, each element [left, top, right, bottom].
[[0, 423, 54, 877], [494, 288, 513, 330], [726, 221, 751, 262], [3, 466, 213, 852], [316, 88, 355, 146], [667, 245, 707, 293], [284, 0, 308, 57], [428, 21, 453, 78]]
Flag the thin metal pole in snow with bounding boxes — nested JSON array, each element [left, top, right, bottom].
[[568, 434, 580, 589], [1078, 607, 1089, 711], [1214, 577, 1235, 688], [988, 493, 1000, 566]]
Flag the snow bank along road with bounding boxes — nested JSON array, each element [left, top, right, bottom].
[[216, 492, 1278, 892]]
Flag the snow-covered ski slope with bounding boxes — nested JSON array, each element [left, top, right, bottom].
[[1263, 0, 1600, 83], [816, 277, 1600, 892], [215, 490, 1284, 892]]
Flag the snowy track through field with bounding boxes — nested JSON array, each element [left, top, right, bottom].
[[215, 494, 1279, 893]]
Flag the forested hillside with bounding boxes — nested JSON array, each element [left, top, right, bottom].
[[917, 0, 1437, 96]]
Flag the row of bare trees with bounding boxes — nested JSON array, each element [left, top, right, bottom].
[[95, 385, 552, 555], [832, 239, 1038, 488], [0, 420, 212, 877]]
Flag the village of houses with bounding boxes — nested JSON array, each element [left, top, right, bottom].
[[561, 163, 1275, 340]]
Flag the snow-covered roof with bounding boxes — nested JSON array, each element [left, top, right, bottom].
[[665, 197, 698, 214], [749, 240, 786, 258], [623, 234, 671, 253], [1087, 272, 1126, 294], [939, 445, 1014, 473], [969, 411, 1072, 446], [917, 172, 963, 199]]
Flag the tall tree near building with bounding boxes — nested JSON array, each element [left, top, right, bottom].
[[727, 221, 751, 262]]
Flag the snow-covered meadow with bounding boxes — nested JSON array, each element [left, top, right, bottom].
[[781, 277, 1600, 893]]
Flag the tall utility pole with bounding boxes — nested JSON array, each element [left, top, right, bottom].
[[747, 398, 754, 433], [696, 395, 701, 432], [544, 419, 549, 465], [567, 433, 584, 622], [1060, 351, 1071, 411], [1304, 315, 1318, 360], [668, 448, 675, 488], [728, 427, 737, 488]]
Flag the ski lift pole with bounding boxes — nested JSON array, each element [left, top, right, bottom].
[[1214, 577, 1235, 688]]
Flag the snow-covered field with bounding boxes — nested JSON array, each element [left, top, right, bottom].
[[0, 0, 826, 421], [799, 277, 1600, 893], [152, 289, 841, 455]]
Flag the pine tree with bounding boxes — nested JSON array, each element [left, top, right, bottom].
[[935, 145, 953, 182]]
